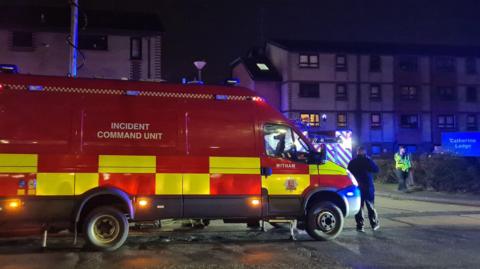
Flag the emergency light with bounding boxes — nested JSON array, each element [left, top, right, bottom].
[[125, 90, 140, 96], [28, 85, 44, 91], [215, 94, 228, 100]]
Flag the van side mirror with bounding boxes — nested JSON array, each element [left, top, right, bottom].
[[260, 167, 273, 176], [309, 151, 326, 165]]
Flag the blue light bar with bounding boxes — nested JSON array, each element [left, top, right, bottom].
[[215, 94, 228, 100], [28, 85, 44, 91], [126, 90, 140, 96]]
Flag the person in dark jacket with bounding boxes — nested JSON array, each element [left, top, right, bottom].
[[347, 146, 380, 232]]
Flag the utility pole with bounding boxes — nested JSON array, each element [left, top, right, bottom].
[[69, 0, 79, 77]]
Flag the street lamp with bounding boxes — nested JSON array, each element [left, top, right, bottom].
[[194, 60, 207, 82]]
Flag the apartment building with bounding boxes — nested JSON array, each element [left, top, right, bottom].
[[232, 40, 480, 154], [0, 6, 163, 80]]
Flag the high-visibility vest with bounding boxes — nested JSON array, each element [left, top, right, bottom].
[[394, 153, 411, 172]]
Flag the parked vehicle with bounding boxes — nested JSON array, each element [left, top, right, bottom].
[[0, 74, 360, 250]]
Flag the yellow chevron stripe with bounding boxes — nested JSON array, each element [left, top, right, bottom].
[[99, 155, 156, 173], [36, 173, 74, 196], [209, 157, 260, 174], [0, 154, 37, 172], [319, 161, 348, 175]]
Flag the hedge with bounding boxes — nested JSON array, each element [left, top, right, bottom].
[[374, 154, 480, 193]]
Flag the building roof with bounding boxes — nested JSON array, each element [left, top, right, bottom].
[[231, 54, 282, 82], [0, 6, 163, 35], [269, 39, 480, 57]]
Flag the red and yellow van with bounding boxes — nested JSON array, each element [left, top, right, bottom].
[[0, 74, 360, 250]]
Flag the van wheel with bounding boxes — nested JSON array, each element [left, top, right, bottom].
[[306, 201, 343, 241], [84, 206, 129, 251]]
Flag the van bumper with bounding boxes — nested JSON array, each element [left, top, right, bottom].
[[338, 185, 361, 218]]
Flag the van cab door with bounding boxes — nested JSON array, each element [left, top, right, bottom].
[[260, 124, 315, 217]]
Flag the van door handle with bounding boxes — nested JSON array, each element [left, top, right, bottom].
[[260, 167, 272, 176]]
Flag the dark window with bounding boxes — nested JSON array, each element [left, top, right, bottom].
[[370, 84, 382, 100], [130, 37, 142, 60], [79, 35, 108, 50], [299, 54, 318, 68], [466, 86, 478, 102], [467, 114, 478, 130], [466, 58, 477, 75], [369, 55, 382, 72], [405, 145, 418, 153], [336, 54, 347, 71], [400, 86, 418, 100], [438, 115, 455, 129], [12, 31, 33, 48], [435, 57, 455, 72], [300, 113, 320, 127], [400, 114, 418, 129], [337, 113, 347, 128], [371, 113, 382, 128], [398, 56, 418, 72], [437, 86, 456, 100], [335, 84, 347, 100], [299, 83, 319, 98]]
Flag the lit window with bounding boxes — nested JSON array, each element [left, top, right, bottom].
[[299, 54, 318, 68], [300, 113, 320, 127], [371, 113, 382, 128], [337, 113, 347, 128], [256, 63, 269, 71]]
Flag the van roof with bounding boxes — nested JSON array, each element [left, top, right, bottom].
[[0, 74, 258, 98]]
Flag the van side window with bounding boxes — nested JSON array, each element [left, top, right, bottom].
[[264, 124, 309, 163]]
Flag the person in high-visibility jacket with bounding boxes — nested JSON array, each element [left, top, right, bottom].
[[394, 146, 412, 191]]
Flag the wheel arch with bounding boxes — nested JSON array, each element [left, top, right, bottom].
[[303, 187, 348, 217], [73, 187, 134, 225]]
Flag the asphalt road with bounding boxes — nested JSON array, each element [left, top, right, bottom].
[[1, 196, 480, 269]]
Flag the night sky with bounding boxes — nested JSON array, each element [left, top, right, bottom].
[[5, 0, 480, 83]]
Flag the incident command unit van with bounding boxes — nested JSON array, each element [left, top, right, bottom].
[[0, 74, 360, 250]]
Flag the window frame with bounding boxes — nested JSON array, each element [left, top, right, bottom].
[[466, 114, 477, 130], [397, 56, 418, 72], [78, 34, 108, 51], [466, 86, 478, 102], [437, 114, 456, 129], [335, 84, 348, 100], [130, 37, 142, 60], [300, 113, 320, 127], [298, 83, 320, 98], [400, 114, 419, 129], [299, 53, 319, 68], [465, 57, 477, 75], [11, 31, 33, 50], [370, 113, 382, 128], [336, 112, 348, 129], [435, 56, 456, 73], [437, 86, 456, 101], [335, 54, 347, 71], [369, 55, 382, 72], [263, 123, 311, 163], [370, 84, 382, 101], [400, 85, 418, 100]]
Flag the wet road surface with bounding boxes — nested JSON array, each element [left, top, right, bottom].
[[1, 196, 480, 269]]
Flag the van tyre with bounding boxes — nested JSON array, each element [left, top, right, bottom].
[[83, 206, 129, 251], [306, 201, 344, 241]]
